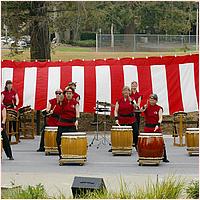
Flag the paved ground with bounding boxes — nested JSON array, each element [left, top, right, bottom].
[[1, 133, 199, 197]]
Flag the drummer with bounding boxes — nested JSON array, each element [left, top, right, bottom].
[[1, 104, 14, 160], [1, 80, 19, 141], [56, 87, 79, 159], [68, 82, 80, 102], [111, 86, 139, 152], [1, 80, 19, 109], [140, 94, 169, 162], [37, 89, 63, 152], [130, 81, 142, 131]]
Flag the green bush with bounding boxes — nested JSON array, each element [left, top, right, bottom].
[[186, 180, 199, 199], [72, 40, 96, 47], [1, 184, 49, 199], [80, 32, 96, 40], [133, 176, 185, 199]]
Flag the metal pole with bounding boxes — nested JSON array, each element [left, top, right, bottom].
[[196, 8, 199, 51], [96, 33, 98, 52]]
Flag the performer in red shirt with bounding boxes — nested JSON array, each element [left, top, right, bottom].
[[141, 94, 169, 162], [111, 86, 139, 152], [68, 82, 80, 102], [37, 89, 63, 152], [1, 104, 14, 160], [1, 80, 19, 141], [56, 87, 79, 159], [1, 80, 19, 109], [130, 81, 142, 130]]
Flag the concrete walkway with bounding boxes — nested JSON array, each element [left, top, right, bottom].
[[1, 133, 199, 197]]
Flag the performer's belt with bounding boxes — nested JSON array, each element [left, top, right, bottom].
[[145, 123, 159, 128], [59, 118, 76, 123], [119, 113, 135, 117], [51, 113, 59, 119]]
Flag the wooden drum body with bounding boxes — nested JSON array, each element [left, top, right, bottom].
[[59, 132, 87, 165], [44, 127, 58, 155], [111, 126, 133, 155], [186, 128, 199, 156], [138, 133, 164, 165]]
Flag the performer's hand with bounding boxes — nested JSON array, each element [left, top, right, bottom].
[[75, 120, 78, 129], [154, 125, 159, 132], [1, 128, 3, 132], [14, 106, 17, 109], [115, 120, 120, 126], [49, 110, 54, 115]]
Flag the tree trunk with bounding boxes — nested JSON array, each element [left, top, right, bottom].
[[30, 1, 51, 61]]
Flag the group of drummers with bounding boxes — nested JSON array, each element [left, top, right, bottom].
[[1, 79, 169, 163]]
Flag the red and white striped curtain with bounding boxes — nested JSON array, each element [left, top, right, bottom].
[[1, 54, 199, 115]]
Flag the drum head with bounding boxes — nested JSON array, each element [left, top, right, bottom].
[[139, 133, 163, 137], [186, 128, 199, 131], [62, 132, 86, 136], [112, 126, 132, 129], [45, 126, 58, 131]]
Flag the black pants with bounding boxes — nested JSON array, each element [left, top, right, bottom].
[[121, 121, 139, 146], [1, 129, 13, 158], [163, 144, 168, 161], [8, 121, 17, 141], [135, 112, 140, 131], [38, 125, 45, 150], [57, 126, 77, 158]]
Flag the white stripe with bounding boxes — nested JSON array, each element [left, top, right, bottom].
[[72, 66, 84, 112], [23, 67, 37, 108], [96, 65, 111, 115], [151, 65, 169, 115], [179, 63, 198, 112], [1, 68, 13, 90], [47, 67, 60, 105], [123, 65, 139, 90]]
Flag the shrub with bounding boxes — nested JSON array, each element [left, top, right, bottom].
[[1, 184, 49, 199], [80, 32, 96, 40], [186, 180, 199, 199]]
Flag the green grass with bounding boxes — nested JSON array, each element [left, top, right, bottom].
[[55, 46, 94, 52], [2, 176, 194, 199], [185, 180, 199, 199], [1, 44, 198, 62]]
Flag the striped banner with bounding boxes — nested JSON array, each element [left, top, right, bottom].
[[1, 54, 199, 115]]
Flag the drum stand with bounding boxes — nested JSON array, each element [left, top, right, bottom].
[[89, 101, 111, 149], [173, 112, 187, 146]]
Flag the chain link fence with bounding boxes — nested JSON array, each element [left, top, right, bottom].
[[96, 34, 198, 52]]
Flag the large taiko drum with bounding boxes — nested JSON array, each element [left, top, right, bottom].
[[44, 126, 58, 155], [185, 128, 199, 156], [138, 133, 164, 165], [59, 132, 87, 165], [111, 126, 133, 155]]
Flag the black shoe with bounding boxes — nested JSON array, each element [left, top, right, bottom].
[[9, 157, 14, 160], [137, 159, 139, 162], [163, 159, 170, 162], [37, 148, 45, 152], [108, 149, 112, 152]]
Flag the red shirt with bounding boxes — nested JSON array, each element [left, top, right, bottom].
[[1, 90, 17, 107], [117, 97, 136, 125], [57, 98, 78, 127], [144, 104, 163, 125], [73, 92, 80, 101], [46, 98, 62, 126], [130, 91, 142, 103]]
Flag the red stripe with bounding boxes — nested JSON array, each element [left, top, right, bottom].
[[109, 59, 124, 115], [84, 60, 96, 113], [193, 56, 199, 106], [35, 67, 48, 110], [165, 62, 184, 114], [12, 67, 25, 108], [60, 65, 72, 91]]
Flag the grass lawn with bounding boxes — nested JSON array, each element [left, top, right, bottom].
[[1, 45, 198, 62]]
